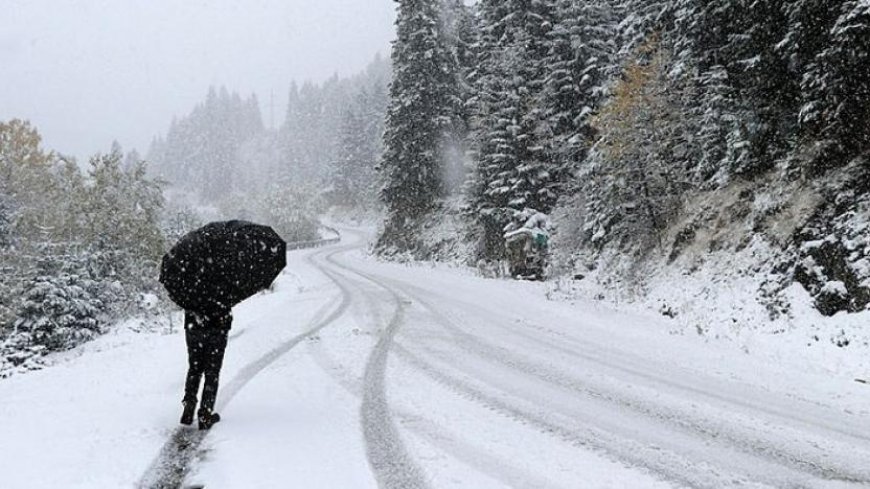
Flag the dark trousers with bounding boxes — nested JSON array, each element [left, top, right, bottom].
[[183, 311, 230, 414]]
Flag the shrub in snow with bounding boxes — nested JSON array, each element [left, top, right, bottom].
[[791, 168, 870, 316], [3, 246, 122, 366], [14, 272, 104, 352]]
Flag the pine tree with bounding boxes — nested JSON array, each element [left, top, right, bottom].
[[13, 251, 105, 352], [801, 0, 870, 172], [782, 0, 846, 75], [467, 0, 559, 257], [616, 0, 670, 56], [0, 197, 11, 248], [690, 0, 795, 177], [670, 1, 740, 185], [542, 0, 618, 180], [440, 0, 478, 192], [378, 0, 459, 250]]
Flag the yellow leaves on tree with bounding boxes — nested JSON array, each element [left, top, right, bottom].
[[593, 34, 670, 164], [0, 119, 53, 199], [0, 120, 60, 240], [588, 34, 686, 240]]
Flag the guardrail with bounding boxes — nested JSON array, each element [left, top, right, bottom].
[[285, 226, 341, 250]]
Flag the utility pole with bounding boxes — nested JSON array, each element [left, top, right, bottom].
[[270, 89, 275, 131]]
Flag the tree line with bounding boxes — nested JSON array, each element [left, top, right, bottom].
[[0, 121, 166, 374], [377, 0, 870, 265]]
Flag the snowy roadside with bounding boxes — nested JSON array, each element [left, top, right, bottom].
[[365, 219, 870, 386], [0, 316, 190, 488], [325, 219, 870, 417], [353, 245, 869, 408], [358, 242, 870, 411], [552, 237, 870, 383], [0, 249, 333, 489]]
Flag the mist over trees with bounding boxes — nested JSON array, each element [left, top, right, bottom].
[[149, 87, 263, 202], [147, 55, 391, 235]]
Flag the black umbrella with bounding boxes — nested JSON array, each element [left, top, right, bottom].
[[159, 220, 287, 314]]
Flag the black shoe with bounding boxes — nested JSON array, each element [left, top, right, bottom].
[[198, 410, 221, 430], [180, 400, 196, 425]]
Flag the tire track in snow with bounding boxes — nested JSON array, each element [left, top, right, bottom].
[[308, 255, 565, 489], [374, 273, 870, 488], [394, 280, 870, 446], [319, 243, 430, 489], [404, 297, 870, 486], [369, 279, 708, 489], [138, 245, 353, 489], [393, 343, 707, 489]]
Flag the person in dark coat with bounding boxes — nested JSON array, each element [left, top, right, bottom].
[[180, 307, 232, 430]]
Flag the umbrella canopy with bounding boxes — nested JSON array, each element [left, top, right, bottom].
[[159, 220, 287, 314]]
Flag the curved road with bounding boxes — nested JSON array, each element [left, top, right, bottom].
[[149, 229, 870, 489]]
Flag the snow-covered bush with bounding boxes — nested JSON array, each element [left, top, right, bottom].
[[14, 272, 104, 351], [789, 160, 870, 316], [2, 248, 109, 374]]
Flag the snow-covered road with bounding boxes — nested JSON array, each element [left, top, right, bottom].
[[2, 230, 869, 489]]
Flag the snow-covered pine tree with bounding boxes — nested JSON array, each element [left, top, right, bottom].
[[467, 0, 560, 258], [58, 148, 166, 314], [442, 0, 477, 127], [668, 0, 739, 186], [15, 273, 102, 351], [782, 0, 846, 75], [699, 0, 795, 178], [615, 0, 670, 57], [800, 0, 870, 173], [378, 0, 459, 251], [14, 251, 104, 352], [542, 0, 618, 182], [0, 197, 11, 248]]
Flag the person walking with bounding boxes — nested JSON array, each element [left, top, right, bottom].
[[159, 220, 287, 430], [180, 307, 232, 430]]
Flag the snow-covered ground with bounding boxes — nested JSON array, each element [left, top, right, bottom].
[[554, 235, 870, 381], [2, 229, 869, 488]]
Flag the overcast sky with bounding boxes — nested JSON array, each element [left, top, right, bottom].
[[0, 0, 397, 162]]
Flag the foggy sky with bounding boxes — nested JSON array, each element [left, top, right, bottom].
[[0, 0, 397, 162]]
